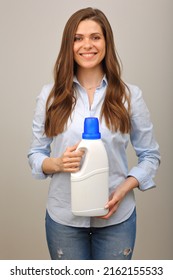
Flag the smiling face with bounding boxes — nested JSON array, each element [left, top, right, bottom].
[[73, 20, 106, 72]]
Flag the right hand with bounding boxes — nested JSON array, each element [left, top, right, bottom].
[[58, 143, 85, 173]]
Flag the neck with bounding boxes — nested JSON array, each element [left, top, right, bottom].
[[76, 67, 104, 90]]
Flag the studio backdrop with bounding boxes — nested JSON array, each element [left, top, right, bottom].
[[0, 0, 172, 259]]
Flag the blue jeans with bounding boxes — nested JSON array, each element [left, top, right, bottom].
[[45, 208, 136, 260]]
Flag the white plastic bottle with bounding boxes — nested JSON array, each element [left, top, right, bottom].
[[71, 117, 109, 217]]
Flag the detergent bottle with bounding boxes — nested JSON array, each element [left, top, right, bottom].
[[71, 117, 109, 216]]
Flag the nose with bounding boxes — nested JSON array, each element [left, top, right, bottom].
[[83, 38, 93, 49]]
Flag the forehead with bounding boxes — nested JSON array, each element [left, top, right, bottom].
[[75, 19, 103, 35]]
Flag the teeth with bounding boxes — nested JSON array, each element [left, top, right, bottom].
[[81, 53, 95, 57]]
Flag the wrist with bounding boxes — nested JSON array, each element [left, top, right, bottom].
[[124, 176, 139, 191], [118, 176, 139, 194], [52, 158, 61, 173], [42, 157, 61, 174]]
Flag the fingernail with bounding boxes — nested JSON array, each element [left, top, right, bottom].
[[105, 204, 109, 209]]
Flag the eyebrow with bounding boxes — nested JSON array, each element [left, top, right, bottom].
[[74, 32, 103, 36]]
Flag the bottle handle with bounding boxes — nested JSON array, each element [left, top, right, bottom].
[[75, 142, 89, 175]]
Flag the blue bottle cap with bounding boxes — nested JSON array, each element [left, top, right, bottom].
[[82, 117, 101, 139]]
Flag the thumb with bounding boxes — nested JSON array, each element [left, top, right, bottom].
[[67, 142, 80, 152], [105, 194, 118, 209]]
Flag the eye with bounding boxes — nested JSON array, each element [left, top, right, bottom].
[[74, 36, 83, 42], [92, 35, 101, 41]]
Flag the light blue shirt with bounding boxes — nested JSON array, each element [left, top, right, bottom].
[[28, 76, 160, 227]]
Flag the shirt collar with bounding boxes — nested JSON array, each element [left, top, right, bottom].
[[73, 75, 108, 87]]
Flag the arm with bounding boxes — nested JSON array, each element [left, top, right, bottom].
[[27, 85, 53, 179], [101, 86, 160, 219], [102, 176, 139, 219], [42, 144, 84, 174], [28, 85, 84, 179], [128, 87, 160, 191]]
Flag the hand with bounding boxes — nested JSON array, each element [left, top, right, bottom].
[[100, 177, 139, 219], [58, 143, 85, 173], [101, 185, 127, 219]]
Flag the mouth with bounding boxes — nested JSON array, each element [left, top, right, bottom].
[[79, 52, 97, 58]]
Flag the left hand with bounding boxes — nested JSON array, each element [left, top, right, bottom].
[[100, 177, 139, 219]]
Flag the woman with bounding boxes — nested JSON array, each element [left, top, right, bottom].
[[28, 7, 160, 260]]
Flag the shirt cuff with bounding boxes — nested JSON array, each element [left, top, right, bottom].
[[30, 154, 49, 180], [128, 166, 156, 191]]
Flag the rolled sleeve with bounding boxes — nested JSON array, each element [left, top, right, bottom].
[[128, 86, 161, 191], [27, 84, 53, 179], [128, 166, 157, 191], [28, 154, 49, 179]]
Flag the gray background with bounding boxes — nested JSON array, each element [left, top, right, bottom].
[[0, 0, 172, 259]]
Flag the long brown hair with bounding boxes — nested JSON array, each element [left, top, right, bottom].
[[45, 7, 131, 137]]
